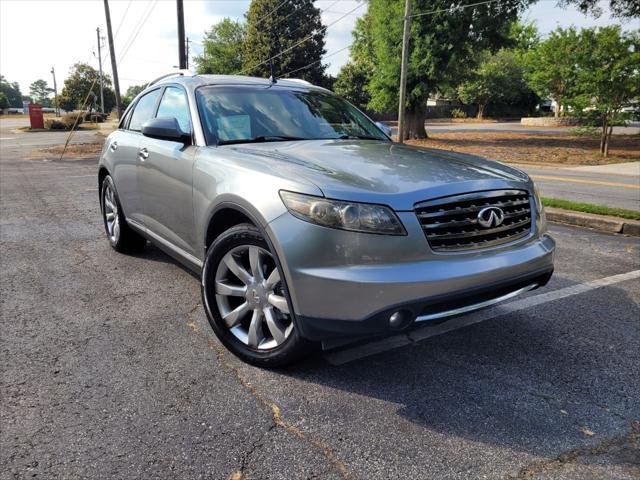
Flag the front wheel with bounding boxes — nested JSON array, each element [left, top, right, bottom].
[[201, 224, 309, 367]]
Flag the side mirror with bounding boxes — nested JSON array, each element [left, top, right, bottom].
[[375, 121, 392, 137], [142, 117, 191, 144]]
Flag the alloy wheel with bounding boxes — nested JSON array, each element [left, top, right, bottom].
[[214, 245, 294, 350], [103, 183, 120, 243]]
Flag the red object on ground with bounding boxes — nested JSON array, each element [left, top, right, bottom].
[[28, 103, 44, 129]]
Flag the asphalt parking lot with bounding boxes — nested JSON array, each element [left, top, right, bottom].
[[1, 128, 639, 479]]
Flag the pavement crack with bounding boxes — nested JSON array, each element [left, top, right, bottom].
[[508, 420, 640, 479], [183, 304, 356, 480]]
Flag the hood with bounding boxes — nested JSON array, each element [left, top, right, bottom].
[[223, 139, 531, 210]]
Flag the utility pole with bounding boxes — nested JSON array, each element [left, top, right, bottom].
[[103, 0, 122, 116], [96, 27, 105, 114], [185, 37, 191, 70], [50, 67, 60, 117], [177, 0, 187, 69], [397, 0, 412, 143]]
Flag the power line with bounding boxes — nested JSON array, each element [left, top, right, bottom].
[[118, 0, 158, 65], [409, 0, 502, 18], [238, 0, 365, 75], [280, 44, 351, 78], [113, 0, 134, 39], [253, 0, 289, 27]]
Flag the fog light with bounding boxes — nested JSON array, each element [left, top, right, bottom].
[[389, 310, 412, 329]]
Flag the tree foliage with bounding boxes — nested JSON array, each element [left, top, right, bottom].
[[559, 0, 639, 19], [458, 49, 530, 118], [243, 0, 326, 84], [195, 18, 247, 74], [569, 26, 639, 156], [29, 79, 52, 105], [365, 0, 534, 139], [0, 92, 9, 110], [0, 76, 23, 108], [526, 27, 581, 117], [60, 63, 116, 112], [334, 15, 375, 111], [122, 83, 147, 109]]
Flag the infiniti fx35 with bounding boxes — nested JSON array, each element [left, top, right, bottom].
[[98, 74, 555, 367]]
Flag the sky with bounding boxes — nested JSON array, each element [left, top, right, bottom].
[[1, 0, 637, 96]]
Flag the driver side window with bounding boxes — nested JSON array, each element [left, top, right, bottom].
[[156, 86, 191, 133]]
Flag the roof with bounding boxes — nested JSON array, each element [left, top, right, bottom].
[[149, 72, 326, 92]]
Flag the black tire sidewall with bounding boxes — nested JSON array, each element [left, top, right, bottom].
[[201, 223, 307, 367]]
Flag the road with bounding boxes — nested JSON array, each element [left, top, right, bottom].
[[1, 128, 639, 479], [387, 121, 640, 136], [519, 163, 639, 211]]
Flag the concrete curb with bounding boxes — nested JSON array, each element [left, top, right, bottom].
[[546, 207, 640, 236]]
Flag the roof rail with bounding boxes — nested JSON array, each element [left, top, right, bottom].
[[285, 78, 312, 85], [146, 70, 194, 88]]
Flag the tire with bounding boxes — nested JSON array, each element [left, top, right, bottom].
[[100, 175, 147, 253], [201, 223, 309, 367]]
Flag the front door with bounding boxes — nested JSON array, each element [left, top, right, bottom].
[[138, 85, 197, 256]]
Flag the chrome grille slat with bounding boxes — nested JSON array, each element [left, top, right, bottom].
[[415, 190, 533, 252]]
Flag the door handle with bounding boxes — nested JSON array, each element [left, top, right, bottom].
[[109, 140, 118, 152], [138, 147, 149, 161]]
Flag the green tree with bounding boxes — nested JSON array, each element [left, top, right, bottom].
[[0, 92, 9, 110], [243, 0, 326, 85], [458, 49, 530, 118], [122, 83, 146, 109], [195, 18, 247, 74], [366, 0, 534, 139], [60, 63, 117, 112], [526, 27, 581, 117], [570, 27, 640, 156], [29, 79, 52, 105], [334, 14, 375, 111], [0, 76, 23, 108], [559, 0, 639, 19]]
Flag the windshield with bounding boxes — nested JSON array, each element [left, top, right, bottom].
[[196, 85, 389, 145]]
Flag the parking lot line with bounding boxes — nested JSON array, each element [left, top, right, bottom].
[[324, 269, 640, 366]]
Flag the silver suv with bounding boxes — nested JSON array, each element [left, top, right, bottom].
[[99, 74, 555, 367]]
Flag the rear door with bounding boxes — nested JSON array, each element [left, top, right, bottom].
[[138, 85, 197, 256], [112, 88, 162, 225]]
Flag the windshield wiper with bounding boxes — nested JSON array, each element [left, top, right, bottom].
[[336, 134, 384, 141], [218, 135, 305, 146]]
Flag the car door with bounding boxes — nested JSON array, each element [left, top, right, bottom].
[[113, 88, 162, 226], [138, 85, 197, 256]]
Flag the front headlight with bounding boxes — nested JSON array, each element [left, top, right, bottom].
[[532, 182, 547, 232], [279, 191, 406, 235]]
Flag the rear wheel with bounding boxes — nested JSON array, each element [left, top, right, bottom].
[[202, 223, 308, 367], [100, 175, 146, 253]]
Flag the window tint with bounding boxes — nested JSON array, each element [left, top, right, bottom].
[[119, 106, 133, 130], [156, 86, 191, 133], [129, 89, 161, 132]]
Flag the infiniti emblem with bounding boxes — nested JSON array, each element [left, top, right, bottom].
[[477, 207, 505, 228]]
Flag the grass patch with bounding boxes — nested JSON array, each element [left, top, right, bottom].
[[542, 197, 640, 221]]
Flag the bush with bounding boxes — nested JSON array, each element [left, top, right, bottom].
[[61, 112, 84, 129], [450, 108, 467, 119], [44, 119, 67, 130], [568, 125, 599, 136], [84, 112, 107, 123]]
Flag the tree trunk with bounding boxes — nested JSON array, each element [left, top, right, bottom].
[[477, 103, 486, 119], [554, 98, 561, 118], [600, 116, 608, 156], [604, 124, 613, 158], [404, 104, 428, 140]]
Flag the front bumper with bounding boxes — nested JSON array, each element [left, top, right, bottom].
[[266, 211, 555, 341]]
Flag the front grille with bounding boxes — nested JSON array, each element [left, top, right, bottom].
[[415, 190, 532, 252]]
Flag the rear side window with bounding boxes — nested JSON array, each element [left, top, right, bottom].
[[156, 86, 192, 133], [129, 89, 161, 132]]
